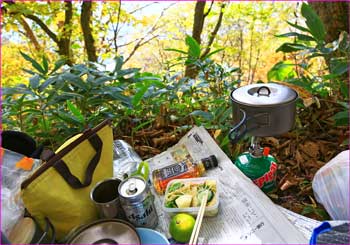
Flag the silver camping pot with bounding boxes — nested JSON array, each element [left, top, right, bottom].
[[229, 83, 298, 143], [65, 219, 140, 244]]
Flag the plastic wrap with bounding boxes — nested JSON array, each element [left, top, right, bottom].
[[312, 150, 349, 220], [1, 148, 40, 236]]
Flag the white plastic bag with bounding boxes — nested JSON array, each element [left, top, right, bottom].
[[1, 148, 40, 236], [312, 150, 349, 220]]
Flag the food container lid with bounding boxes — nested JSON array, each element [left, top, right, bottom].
[[66, 219, 140, 244], [230, 83, 297, 106], [163, 177, 219, 216]]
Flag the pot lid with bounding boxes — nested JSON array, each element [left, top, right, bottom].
[[67, 219, 140, 244], [230, 83, 297, 106]]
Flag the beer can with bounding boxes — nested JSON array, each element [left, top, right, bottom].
[[118, 176, 158, 228]]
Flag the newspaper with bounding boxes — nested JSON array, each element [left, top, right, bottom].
[[147, 126, 309, 244]]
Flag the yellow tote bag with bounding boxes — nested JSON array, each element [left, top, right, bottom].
[[21, 120, 113, 241]]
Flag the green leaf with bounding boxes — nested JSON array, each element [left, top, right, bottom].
[[164, 48, 188, 55], [50, 58, 67, 74], [332, 110, 349, 126], [286, 21, 311, 33], [20, 51, 46, 74], [94, 76, 115, 84], [39, 77, 59, 92], [132, 84, 151, 107], [29, 75, 41, 89], [61, 73, 88, 90], [66, 100, 85, 123], [203, 48, 225, 59], [113, 56, 124, 73], [189, 110, 214, 121], [275, 32, 315, 42], [276, 43, 311, 53], [42, 56, 49, 74], [301, 3, 326, 42], [22, 68, 38, 76], [185, 35, 201, 58], [267, 61, 297, 81], [330, 58, 349, 75]]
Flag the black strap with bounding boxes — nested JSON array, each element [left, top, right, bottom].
[[53, 134, 103, 189]]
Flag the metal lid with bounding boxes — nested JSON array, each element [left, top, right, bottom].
[[230, 83, 297, 106], [67, 219, 140, 244], [119, 176, 146, 198]]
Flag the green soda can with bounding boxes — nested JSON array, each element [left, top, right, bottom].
[[235, 146, 277, 193]]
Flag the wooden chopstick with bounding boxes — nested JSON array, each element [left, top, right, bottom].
[[189, 191, 208, 245]]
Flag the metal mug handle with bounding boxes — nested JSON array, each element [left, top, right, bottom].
[[257, 86, 271, 97], [228, 109, 248, 144]]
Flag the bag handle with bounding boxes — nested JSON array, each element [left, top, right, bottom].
[[53, 134, 103, 189]]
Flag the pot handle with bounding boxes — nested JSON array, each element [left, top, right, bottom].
[[228, 109, 248, 144], [257, 86, 271, 97]]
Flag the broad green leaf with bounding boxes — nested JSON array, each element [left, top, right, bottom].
[[301, 3, 326, 42], [267, 61, 297, 81], [66, 100, 85, 123], [275, 32, 315, 42], [20, 51, 46, 74], [185, 35, 201, 58]]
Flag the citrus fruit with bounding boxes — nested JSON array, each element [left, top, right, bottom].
[[169, 213, 195, 243]]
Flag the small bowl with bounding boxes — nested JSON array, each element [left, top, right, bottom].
[[136, 228, 170, 244]]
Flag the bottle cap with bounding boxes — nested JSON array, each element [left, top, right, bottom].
[[201, 155, 218, 170]]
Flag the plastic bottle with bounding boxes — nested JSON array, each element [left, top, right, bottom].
[[113, 140, 142, 180], [152, 155, 218, 194]]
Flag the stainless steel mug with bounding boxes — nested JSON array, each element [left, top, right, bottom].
[[90, 178, 126, 219]]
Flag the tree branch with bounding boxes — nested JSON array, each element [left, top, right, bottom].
[[203, 0, 214, 18], [18, 16, 41, 51], [124, 35, 158, 64], [201, 2, 226, 59]]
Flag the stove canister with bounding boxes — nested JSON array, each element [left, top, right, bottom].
[[118, 176, 158, 228]]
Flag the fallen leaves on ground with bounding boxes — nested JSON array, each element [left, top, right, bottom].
[[114, 98, 348, 221]]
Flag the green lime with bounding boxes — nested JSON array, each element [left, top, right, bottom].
[[169, 213, 195, 243]]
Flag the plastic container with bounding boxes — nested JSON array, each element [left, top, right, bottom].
[[162, 177, 219, 217], [312, 150, 349, 220]]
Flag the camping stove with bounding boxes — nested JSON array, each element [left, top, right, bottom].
[[234, 137, 278, 192]]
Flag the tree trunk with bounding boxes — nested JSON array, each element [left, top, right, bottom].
[[308, 2, 349, 43], [58, 1, 73, 65], [185, 1, 225, 79], [81, 1, 98, 62], [185, 1, 206, 79], [308, 2, 349, 84]]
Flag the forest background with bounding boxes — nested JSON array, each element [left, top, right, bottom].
[[1, 1, 349, 221]]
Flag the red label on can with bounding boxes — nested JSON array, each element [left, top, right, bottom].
[[253, 162, 277, 188]]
